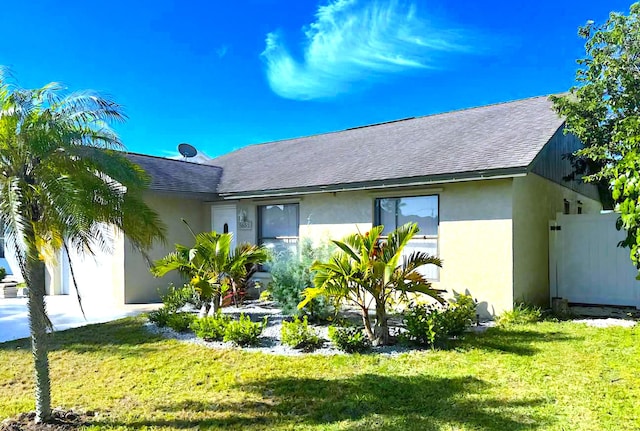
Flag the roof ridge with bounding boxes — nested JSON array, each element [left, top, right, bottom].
[[210, 94, 557, 160]]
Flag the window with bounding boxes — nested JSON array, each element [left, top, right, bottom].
[[258, 204, 299, 258], [375, 195, 439, 279]]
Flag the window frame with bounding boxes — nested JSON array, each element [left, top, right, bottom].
[[373, 194, 440, 280], [257, 203, 300, 260]]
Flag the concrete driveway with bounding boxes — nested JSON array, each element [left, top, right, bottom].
[[0, 295, 160, 343]]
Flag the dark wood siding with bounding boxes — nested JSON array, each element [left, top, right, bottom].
[[531, 126, 600, 201]]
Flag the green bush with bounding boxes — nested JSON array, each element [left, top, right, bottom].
[[403, 304, 445, 347], [223, 314, 267, 346], [190, 313, 231, 341], [403, 295, 477, 347], [148, 284, 197, 327], [441, 294, 477, 337], [269, 238, 335, 322], [0, 266, 6, 281], [259, 289, 272, 302], [328, 325, 371, 353], [496, 303, 542, 326], [281, 316, 324, 351], [148, 307, 173, 327], [161, 283, 194, 312], [166, 312, 197, 333]]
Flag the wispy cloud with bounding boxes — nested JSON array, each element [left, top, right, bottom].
[[261, 0, 479, 100], [216, 45, 229, 59]]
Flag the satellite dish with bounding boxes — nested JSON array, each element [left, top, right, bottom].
[[178, 143, 198, 159]]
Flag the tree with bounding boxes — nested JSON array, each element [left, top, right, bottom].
[[551, 3, 640, 274], [0, 70, 166, 423], [151, 228, 269, 314], [300, 223, 443, 346]]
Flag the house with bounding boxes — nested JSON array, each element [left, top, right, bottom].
[[33, 95, 602, 316]]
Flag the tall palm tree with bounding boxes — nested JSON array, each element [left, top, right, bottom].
[[152, 228, 269, 313], [301, 222, 443, 346], [0, 70, 165, 423]]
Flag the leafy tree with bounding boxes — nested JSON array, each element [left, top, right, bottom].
[[300, 223, 443, 346], [0, 70, 165, 422], [551, 3, 640, 274], [151, 228, 269, 313]]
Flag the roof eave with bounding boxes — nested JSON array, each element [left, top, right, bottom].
[[145, 188, 219, 201], [216, 167, 529, 200]]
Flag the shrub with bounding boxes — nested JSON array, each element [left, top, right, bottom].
[[403, 303, 446, 347], [166, 312, 197, 333], [148, 284, 196, 327], [161, 283, 194, 312], [148, 307, 173, 328], [496, 303, 542, 326], [190, 313, 231, 341], [328, 325, 371, 353], [441, 294, 477, 337], [0, 266, 6, 281], [403, 295, 477, 347], [269, 238, 334, 321], [223, 314, 267, 346], [259, 289, 272, 302], [281, 316, 324, 351]]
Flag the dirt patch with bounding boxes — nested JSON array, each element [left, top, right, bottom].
[[0, 409, 94, 431]]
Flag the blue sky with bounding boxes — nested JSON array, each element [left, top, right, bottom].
[[0, 0, 632, 158]]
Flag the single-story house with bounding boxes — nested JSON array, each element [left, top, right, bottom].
[[6, 95, 604, 316]]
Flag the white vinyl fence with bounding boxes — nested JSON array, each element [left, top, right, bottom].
[[549, 212, 640, 308]]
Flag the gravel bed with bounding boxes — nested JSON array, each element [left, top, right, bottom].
[[573, 318, 637, 328], [145, 300, 433, 356], [145, 301, 637, 355]]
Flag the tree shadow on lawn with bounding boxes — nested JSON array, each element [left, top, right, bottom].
[[0, 317, 166, 356], [460, 327, 582, 356], [95, 374, 552, 430]]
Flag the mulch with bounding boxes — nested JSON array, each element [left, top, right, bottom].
[[0, 409, 94, 431]]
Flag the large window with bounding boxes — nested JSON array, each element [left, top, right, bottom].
[[375, 195, 439, 279], [258, 204, 299, 258]]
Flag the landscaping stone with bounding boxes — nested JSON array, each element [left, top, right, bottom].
[[573, 318, 637, 328], [146, 299, 494, 356]]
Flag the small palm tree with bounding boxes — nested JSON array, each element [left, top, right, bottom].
[[0, 70, 165, 422], [301, 223, 443, 345], [151, 227, 269, 313]]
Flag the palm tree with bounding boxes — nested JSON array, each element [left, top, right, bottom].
[[151, 227, 269, 314], [301, 222, 443, 346], [0, 70, 165, 423]]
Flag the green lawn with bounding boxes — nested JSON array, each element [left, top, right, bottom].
[[0, 317, 638, 430]]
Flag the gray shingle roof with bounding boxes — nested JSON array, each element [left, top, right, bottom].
[[126, 153, 221, 196], [208, 95, 564, 196]]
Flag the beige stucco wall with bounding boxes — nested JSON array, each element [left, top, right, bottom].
[[431, 179, 514, 317], [235, 201, 258, 245], [45, 259, 60, 296], [44, 226, 125, 303], [512, 173, 602, 307], [219, 181, 516, 317], [123, 192, 206, 303], [225, 193, 374, 246]]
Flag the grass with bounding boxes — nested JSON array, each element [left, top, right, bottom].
[[0, 317, 638, 430]]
